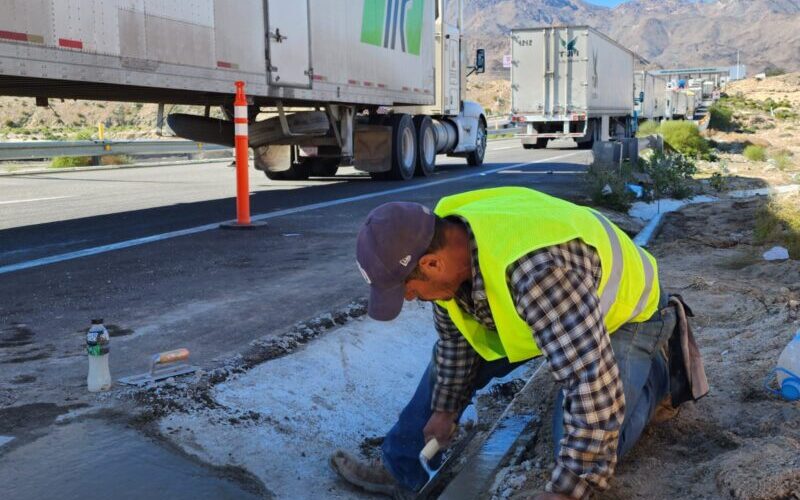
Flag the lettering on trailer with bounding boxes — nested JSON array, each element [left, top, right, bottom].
[[361, 0, 424, 55]]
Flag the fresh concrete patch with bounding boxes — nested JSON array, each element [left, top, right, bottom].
[[159, 302, 437, 499]]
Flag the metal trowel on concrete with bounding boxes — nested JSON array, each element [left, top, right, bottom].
[[119, 348, 198, 386], [415, 404, 478, 499]]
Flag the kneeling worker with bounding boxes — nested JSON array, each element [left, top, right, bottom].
[[332, 187, 706, 499]]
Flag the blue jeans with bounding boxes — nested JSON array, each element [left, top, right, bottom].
[[381, 295, 675, 492]]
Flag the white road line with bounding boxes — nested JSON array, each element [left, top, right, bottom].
[[0, 152, 582, 275], [0, 196, 74, 205], [490, 146, 520, 151]]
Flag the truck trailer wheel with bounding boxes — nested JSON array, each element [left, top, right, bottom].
[[413, 115, 436, 177], [523, 138, 547, 149], [263, 162, 311, 181], [386, 114, 417, 180], [466, 119, 486, 166], [307, 157, 340, 177]]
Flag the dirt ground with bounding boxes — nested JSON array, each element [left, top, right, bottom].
[[490, 196, 800, 499], [726, 74, 800, 109]]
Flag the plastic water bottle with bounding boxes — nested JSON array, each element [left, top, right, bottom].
[[766, 330, 800, 401], [86, 318, 112, 392]]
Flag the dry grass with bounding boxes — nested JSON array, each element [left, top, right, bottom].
[[755, 193, 800, 259]]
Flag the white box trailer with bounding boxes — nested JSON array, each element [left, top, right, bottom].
[[0, 0, 487, 180], [666, 89, 696, 120], [510, 26, 634, 149], [634, 70, 668, 121]]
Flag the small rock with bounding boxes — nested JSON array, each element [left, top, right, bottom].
[[763, 246, 790, 261]]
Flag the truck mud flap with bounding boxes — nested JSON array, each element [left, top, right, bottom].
[[353, 124, 392, 173], [167, 112, 330, 149]]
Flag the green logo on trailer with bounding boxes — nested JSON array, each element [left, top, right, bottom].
[[361, 0, 424, 56]]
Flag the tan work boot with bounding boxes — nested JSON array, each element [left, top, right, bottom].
[[651, 394, 680, 424], [329, 450, 399, 496]]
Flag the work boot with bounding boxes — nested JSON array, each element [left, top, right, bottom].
[[651, 394, 680, 424], [329, 450, 400, 496]]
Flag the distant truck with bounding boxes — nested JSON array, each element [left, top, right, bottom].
[[510, 26, 635, 149], [0, 0, 487, 181], [634, 70, 668, 122], [666, 87, 697, 120]]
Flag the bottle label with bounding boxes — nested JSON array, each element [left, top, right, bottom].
[[87, 343, 109, 356]]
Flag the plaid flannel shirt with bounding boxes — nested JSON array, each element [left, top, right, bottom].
[[431, 220, 625, 499]]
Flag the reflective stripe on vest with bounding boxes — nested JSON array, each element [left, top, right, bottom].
[[592, 212, 656, 325], [592, 212, 622, 316], [434, 187, 660, 363]]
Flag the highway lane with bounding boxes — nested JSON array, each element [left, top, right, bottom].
[[0, 140, 588, 268]]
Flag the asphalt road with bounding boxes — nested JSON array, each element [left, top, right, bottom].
[[0, 140, 591, 409]]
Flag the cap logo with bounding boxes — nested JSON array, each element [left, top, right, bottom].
[[357, 261, 371, 284], [399, 255, 412, 267]]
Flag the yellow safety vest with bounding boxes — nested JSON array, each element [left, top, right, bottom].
[[434, 187, 659, 363]]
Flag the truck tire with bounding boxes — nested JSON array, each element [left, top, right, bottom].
[[387, 114, 417, 180], [263, 162, 311, 181], [413, 115, 436, 177], [466, 119, 486, 166], [307, 157, 340, 177], [523, 138, 547, 149]]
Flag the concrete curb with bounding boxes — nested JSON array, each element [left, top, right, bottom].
[[0, 157, 233, 177]]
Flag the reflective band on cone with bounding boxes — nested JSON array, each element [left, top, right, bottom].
[[235, 123, 248, 136]]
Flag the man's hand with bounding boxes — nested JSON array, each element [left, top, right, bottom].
[[533, 493, 574, 500], [423, 411, 457, 448]]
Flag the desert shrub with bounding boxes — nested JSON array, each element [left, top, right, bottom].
[[770, 149, 794, 170], [587, 165, 634, 211], [744, 145, 766, 161], [659, 121, 710, 159], [708, 102, 734, 131], [51, 156, 92, 168], [99, 155, 131, 166], [755, 194, 800, 259], [642, 150, 697, 200], [636, 120, 660, 137]]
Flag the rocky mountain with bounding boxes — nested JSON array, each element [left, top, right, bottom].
[[465, 0, 800, 75]]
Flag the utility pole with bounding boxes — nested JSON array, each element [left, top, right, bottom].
[[736, 50, 740, 80]]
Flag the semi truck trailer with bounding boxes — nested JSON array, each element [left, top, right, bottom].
[[634, 70, 668, 121], [0, 0, 487, 180], [510, 26, 635, 150]]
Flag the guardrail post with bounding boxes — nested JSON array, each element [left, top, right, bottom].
[[221, 81, 264, 230]]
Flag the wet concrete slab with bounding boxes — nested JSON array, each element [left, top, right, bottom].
[[159, 302, 437, 499], [0, 420, 266, 500]]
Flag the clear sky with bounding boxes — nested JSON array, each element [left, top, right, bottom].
[[584, 0, 627, 6]]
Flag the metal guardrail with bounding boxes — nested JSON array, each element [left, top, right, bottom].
[[0, 130, 520, 162], [0, 140, 229, 161]]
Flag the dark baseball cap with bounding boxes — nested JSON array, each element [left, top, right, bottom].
[[356, 202, 436, 321]]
